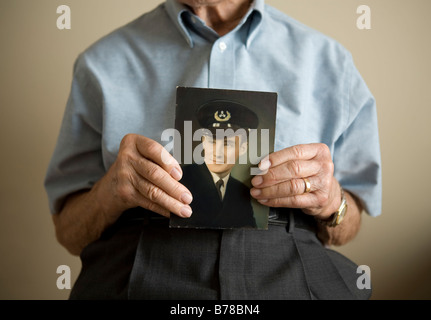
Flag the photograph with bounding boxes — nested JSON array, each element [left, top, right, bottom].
[[169, 87, 277, 229]]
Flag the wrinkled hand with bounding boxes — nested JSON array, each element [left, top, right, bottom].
[[102, 134, 193, 223], [250, 143, 341, 220]]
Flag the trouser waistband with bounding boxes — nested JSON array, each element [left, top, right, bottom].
[[111, 207, 317, 234], [268, 207, 317, 233]]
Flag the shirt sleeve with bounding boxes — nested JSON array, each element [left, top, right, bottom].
[[44, 54, 106, 214], [333, 53, 382, 217]]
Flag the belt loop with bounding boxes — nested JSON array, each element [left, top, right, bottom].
[[288, 210, 295, 234]]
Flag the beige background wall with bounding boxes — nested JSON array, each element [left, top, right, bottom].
[[0, 0, 430, 300]]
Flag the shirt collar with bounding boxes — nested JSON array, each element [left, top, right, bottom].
[[164, 0, 264, 48], [208, 170, 230, 189]]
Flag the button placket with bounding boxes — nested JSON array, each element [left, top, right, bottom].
[[209, 39, 234, 88]]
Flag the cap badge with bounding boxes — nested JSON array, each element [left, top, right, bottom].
[[214, 110, 231, 122]]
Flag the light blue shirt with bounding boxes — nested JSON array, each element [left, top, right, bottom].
[[44, 0, 382, 217]]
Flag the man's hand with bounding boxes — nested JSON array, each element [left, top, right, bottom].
[[250, 143, 340, 220], [250, 143, 363, 246], [99, 134, 193, 225]]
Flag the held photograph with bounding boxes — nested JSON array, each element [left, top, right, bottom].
[[169, 87, 277, 229]]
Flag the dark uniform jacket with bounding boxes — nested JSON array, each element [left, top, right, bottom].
[[171, 164, 256, 229]]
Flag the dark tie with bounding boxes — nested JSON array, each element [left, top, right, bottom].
[[216, 179, 224, 201]]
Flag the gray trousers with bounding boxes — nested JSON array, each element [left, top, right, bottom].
[[70, 208, 371, 300]]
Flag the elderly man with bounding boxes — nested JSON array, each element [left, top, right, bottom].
[[45, 0, 381, 299]]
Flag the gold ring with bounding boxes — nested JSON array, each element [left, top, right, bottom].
[[303, 178, 311, 194]]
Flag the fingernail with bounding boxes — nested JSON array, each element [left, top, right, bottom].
[[181, 192, 193, 204], [251, 176, 263, 186], [250, 188, 261, 197], [180, 206, 192, 217], [259, 159, 271, 171], [170, 167, 182, 180], [258, 199, 268, 203]]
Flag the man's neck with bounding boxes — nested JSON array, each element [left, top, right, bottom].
[[186, 0, 253, 36]]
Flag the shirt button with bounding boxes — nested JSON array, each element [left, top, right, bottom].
[[218, 41, 227, 52]]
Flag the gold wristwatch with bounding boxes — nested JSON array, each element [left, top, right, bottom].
[[319, 187, 348, 227]]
